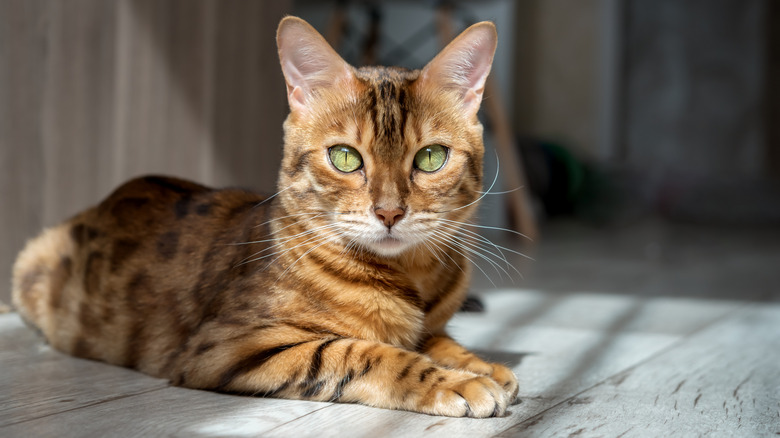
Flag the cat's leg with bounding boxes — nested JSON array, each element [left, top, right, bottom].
[[419, 334, 519, 403], [178, 332, 512, 417]]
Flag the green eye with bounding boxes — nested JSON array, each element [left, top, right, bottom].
[[328, 145, 363, 173], [414, 144, 448, 172]]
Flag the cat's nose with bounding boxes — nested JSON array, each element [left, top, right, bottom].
[[374, 207, 405, 228]]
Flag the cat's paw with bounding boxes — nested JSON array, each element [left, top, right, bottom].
[[421, 374, 510, 418], [453, 360, 518, 404], [489, 363, 519, 403]]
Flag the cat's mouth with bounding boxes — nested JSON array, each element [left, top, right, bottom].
[[377, 236, 403, 248], [369, 236, 408, 257]]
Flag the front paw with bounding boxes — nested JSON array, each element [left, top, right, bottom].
[[452, 359, 518, 403], [421, 373, 510, 418], [489, 363, 519, 403]]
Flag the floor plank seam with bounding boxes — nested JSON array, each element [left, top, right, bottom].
[[0, 385, 170, 429], [261, 402, 336, 434], [491, 303, 751, 437]]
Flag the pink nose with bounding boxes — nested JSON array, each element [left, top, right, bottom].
[[375, 207, 405, 228]]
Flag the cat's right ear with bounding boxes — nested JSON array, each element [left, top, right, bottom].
[[277, 17, 354, 113], [419, 22, 497, 117]]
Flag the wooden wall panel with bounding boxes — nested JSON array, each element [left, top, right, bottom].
[[0, 0, 48, 308], [210, 1, 288, 190], [113, 0, 213, 183], [623, 0, 765, 177], [0, 0, 292, 305], [41, 0, 119, 224], [511, 0, 607, 159]]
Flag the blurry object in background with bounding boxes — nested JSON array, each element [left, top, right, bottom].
[[519, 133, 780, 228], [767, 0, 780, 178], [459, 295, 486, 313], [514, 0, 778, 229], [520, 139, 587, 218], [656, 175, 780, 226], [512, 0, 620, 166], [620, 0, 780, 227], [520, 138, 646, 226], [621, 0, 768, 188]]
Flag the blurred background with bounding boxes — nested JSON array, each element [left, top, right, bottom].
[[1, 0, 779, 306]]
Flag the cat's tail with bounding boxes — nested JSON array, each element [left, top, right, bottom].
[[11, 223, 78, 338]]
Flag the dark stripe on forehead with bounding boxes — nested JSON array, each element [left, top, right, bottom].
[[366, 87, 379, 138], [376, 80, 399, 140], [354, 66, 420, 161], [371, 82, 405, 160], [398, 87, 409, 138], [378, 80, 396, 100]]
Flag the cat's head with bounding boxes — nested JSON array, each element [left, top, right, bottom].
[[275, 16, 496, 258]]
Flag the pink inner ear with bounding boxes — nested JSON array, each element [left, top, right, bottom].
[[288, 85, 306, 108], [461, 88, 482, 113], [277, 18, 353, 110], [421, 23, 497, 114], [464, 37, 495, 91], [283, 56, 306, 89]]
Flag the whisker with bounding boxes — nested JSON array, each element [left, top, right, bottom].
[[432, 230, 512, 282], [252, 211, 324, 230], [251, 210, 351, 231], [437, 218, 533, 244], [435, 150, 500, 215], [237, 216, 329, 246], [338, 235, 361, 259], [257, 233, 335, 270], [430, 238, 464, 273], [475, 186, 524, 195], [437, 226, 524, 281], [251, 185, 293, 209], [275, 231, 345, 283], [236, 224, 342, 266], [428, 232, 496, 287], [419, 238, 452, 271], [239, 222, 339, 256], [256, 213, 325, 243], [436, 222, 510, 261], [436, 221, 534, 262]]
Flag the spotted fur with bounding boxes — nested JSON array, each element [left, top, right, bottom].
[[11, 17, 518, 417]]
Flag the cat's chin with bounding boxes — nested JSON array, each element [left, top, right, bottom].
[[368, 236, 411, 258]]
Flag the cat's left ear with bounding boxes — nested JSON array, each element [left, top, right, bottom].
[[277, 16, 354, 113], [420, 22, 497, 117]]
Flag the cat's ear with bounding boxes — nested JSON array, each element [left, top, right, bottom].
[[420, 22, 497, 116], [277, 16, 354, 113]]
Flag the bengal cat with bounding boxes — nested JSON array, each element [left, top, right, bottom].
[[12, 16, 518, 417]]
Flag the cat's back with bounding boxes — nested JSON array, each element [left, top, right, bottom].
[[11, 175, 273, 373]]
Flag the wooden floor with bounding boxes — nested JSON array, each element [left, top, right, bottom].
[[2, 221, 780, 437]]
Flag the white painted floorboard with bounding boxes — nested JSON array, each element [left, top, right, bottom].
[[497, 304, 780, 437], [1, 289, 776, 437]]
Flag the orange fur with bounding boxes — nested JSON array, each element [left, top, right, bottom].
[[11, 17, 518, 417]]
